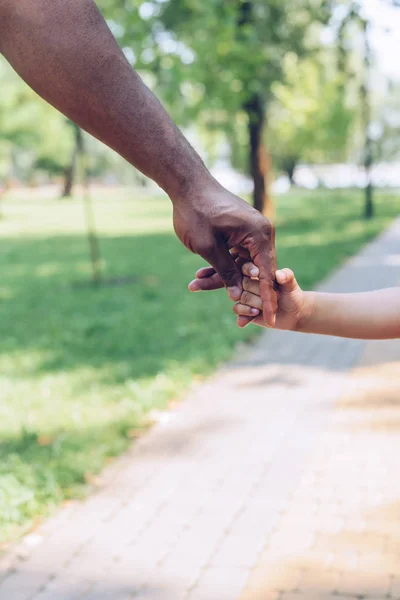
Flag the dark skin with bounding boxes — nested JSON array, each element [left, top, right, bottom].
[[0, 0, 277, 325]]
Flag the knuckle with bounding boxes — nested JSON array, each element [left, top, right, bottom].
[[249, 282, 259, 295], [242, 276, 251, 291], [246, 218, 275, 253], [244, 278, 258, 295], [241, 291, 253, 305], [260, 218, 274, 238]]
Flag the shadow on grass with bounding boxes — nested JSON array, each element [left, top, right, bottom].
[[0, 232, 230, 383], [0, 189, 399, 547], [0, 221, 394, 384]]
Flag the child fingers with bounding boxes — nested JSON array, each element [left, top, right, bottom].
[[276, 268, 297, 291], [241, 262, 259, 278], [237, 315, 252, 328], [243, 276, 260, 295], [240, 290, 262, 310], [237, 314, 265, 328], [233, 302, 260, 317]]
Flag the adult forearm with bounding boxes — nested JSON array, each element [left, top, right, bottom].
[[0, 0, 213, 200], [299, 289, 400, 340]]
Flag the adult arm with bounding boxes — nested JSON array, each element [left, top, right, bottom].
[[0, 0, 277, 324]]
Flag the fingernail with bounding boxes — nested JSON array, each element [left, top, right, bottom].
[[250, 267, 259, 277], [228, 286, 241, 301], [277, 270, 286, 282], [251, 308, 259, 315]]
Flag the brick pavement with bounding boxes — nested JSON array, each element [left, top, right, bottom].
[[1, 219, 400, 600]]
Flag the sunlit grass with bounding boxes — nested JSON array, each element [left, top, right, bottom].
[[0, 186, 398, 546]]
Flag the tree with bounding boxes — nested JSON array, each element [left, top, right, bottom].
[[0, 61, 123, 191], [267, 53, 355, 181], [0, 61, 74, 184], [100, 0, 331, 214], [61, 120, 81, 198], [74, 124, 103, 286], [332, 1, 382, 219], [374, 82, 400, 162], [360, 14, 373, 219]]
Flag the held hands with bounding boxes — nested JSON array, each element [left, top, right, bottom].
[[190, 258, 309, 332], [173, 181, 277, 326], [233, 263, 307, 330]]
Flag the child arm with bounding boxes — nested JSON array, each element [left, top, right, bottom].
[[234, 265, 400, 340], [300, 288, 400, 340]]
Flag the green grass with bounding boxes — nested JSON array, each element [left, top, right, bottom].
[[0, 187, 399, 545]]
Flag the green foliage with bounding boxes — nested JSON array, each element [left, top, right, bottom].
[[374, 82, 400, 162], [0, 62, 74, 180], [0, 62, 136, 184], [0, 187, 398, 544], [268, 53, 355, 173], [34, 156, 66, 176], [100, 0, 332, 166]]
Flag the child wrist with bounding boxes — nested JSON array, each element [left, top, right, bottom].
[[294, 292, 315, 333]]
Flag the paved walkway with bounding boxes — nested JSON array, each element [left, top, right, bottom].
[[1, 219, 400, 600]]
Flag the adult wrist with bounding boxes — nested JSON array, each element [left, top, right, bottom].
[[166, 168, 219, 206]]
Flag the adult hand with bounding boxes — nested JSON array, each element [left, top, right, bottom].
[[173, 180, 277, 326]]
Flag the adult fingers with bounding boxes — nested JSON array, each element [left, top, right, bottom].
[[201, 241, 242, 301], [188, 271, 223, 292], [191, 255, 259, 293], [195, 266, 217, 279], [248, 223, 277, 326]]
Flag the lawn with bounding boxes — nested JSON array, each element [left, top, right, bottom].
[[0, 187, 398, 545]]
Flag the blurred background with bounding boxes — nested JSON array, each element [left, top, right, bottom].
[[1, 0, 400, 546]]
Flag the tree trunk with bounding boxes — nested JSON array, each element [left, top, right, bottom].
[[74, 124, 102, 285], [364, 177, 373, 219], [0, 186, 4, 220], [62, 145, 78, 198], [244, 94, 272, 217], [361, 17, 374, 219], [283, 158, 297, 185], [237, 0, 273, 218]]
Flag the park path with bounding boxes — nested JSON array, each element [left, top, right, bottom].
[[1, 218, 400, 600]]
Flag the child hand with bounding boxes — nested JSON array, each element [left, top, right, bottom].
[[234, 263, 307, 330]]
